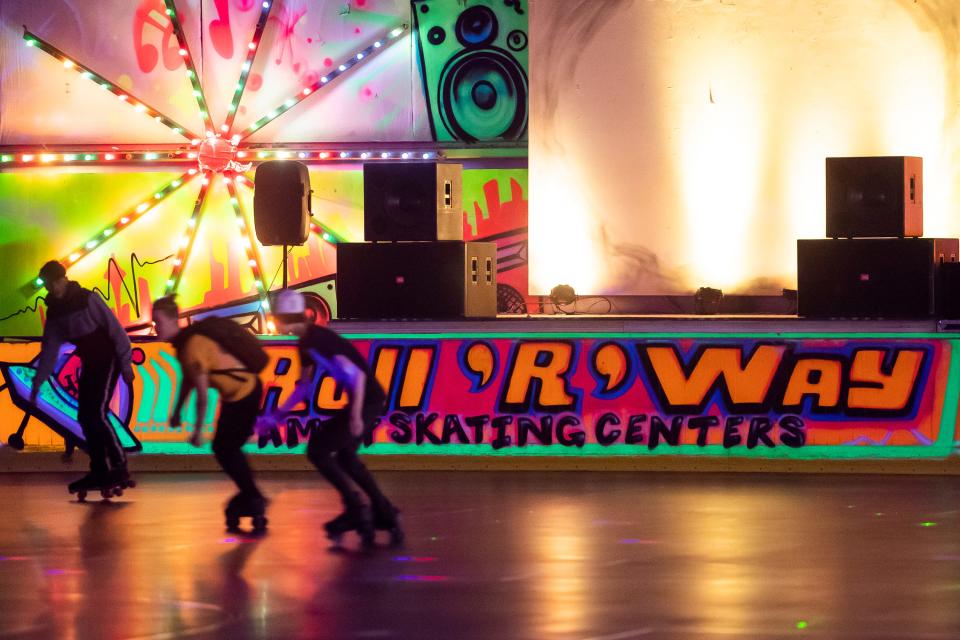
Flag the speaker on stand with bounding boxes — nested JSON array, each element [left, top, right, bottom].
[[253, 160, 311, 288]]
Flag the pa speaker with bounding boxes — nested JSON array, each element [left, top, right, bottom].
[[253, 160, 311, 246], [363, 162, 463, 241], [826, 156, 922, 238], [797, 238, 957, 318], [412, 0, 528, 142], [336, 241, 497, 319], [938, 262, 960, 319]]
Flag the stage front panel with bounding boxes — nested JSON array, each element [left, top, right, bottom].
[[1, 331, 957, 460]]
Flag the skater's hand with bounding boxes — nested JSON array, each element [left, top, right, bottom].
[[254, 415, 276, 437], [169, 412, 182, 429], [121, 367, 134, 385], [188, 430, 203, 448]]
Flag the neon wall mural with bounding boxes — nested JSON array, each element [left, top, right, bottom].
[[0, 0, 530, 335], [2, 334, 958, 458]]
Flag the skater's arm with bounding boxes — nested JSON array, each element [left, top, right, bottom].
[[255, 363, 316, 436], [177, 339, 209, 446], [88, 293, 134, 383], [190, 371, 209, 447], [275, 363, 316, 417], [170, 375, 194, 428], [333, 355, 367, 437], [32, 323, 64, 403]]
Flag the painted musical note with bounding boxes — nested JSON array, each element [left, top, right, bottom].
[[133, 0, 181, 73], [210, 0, 234, 59]]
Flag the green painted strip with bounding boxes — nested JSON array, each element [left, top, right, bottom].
[[335, 332, 949, 340], [934, 340, 960, 450], [353, 443, 953, 459]]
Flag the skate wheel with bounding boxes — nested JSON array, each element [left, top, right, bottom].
[[326, 531, 344, 545], [7, 433, 24, 450], [126, 480, 137, 489], [252, 515, 268, 532], [226, 515, 240, 532], [100, 489, 113, 500], [388, 527, 405, 547], [113, 487, 124, 497]]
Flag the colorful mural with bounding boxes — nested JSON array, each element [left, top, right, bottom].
[[0, 0, 529, 335], [2, 334, 957, 458], [0, 169, 529, 334]]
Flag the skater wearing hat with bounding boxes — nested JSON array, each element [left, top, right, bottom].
[[32, 260, 136, 499], [258, 289, 402, 547]]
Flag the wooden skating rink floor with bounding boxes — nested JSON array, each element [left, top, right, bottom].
[[1, 470, 959, 639]]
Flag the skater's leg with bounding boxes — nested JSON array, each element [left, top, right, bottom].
[[309, 448, 364, 510], [307, 426, 364, 510], [77, 358, 125, 476], [336, 445, 389, 507], [212, 385, 264, 500]]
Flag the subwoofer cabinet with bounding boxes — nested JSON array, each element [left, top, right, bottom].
[[336, 241, 497, 319], [797, 238, 957, 318]]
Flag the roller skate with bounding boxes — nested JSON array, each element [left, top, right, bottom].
[[372, 500, 405, 547], [68, 472, 103, 502], [98, 467, 136, 499], [324, 504, 375, 549], [69, 468, 137, 502], [225, 493, 268, 534]]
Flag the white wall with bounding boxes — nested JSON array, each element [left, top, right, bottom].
[[530, 0, 960, 295]]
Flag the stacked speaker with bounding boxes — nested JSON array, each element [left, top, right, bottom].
[[797, 156, 958, 318], [336, 161, 497, 319]]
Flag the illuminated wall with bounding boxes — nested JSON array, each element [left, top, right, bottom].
[[2, 333, 957, 458], [0, 0, 530, 333], [529, 0, 960, 295]]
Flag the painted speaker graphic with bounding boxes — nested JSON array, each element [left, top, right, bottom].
[[412, 0, 528, 142]]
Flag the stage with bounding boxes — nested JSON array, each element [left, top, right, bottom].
[[1, 470, 959, 639], [2, 316, 959, 472]]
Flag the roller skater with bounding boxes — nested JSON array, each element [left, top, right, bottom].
[[152, 295, 270, 533], [257, 290, 403, 548], [30, 260, 136, 500]]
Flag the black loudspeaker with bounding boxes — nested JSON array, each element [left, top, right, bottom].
[[412, 0, 528, 142], [826, 156, 923, 238], [797, 238, 958, 318], [938, 262, 960, 318], [363, 162, 463, 241], [253, 161, 311, 246], [336, 241, 497, 319]]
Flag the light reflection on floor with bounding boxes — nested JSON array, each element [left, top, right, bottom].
[[0, 471, 958, 639]]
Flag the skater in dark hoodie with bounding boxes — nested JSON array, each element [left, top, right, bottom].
[[257, 289, 402, 547], [31, 260, 135, 497]]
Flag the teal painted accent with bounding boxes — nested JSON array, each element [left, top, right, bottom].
[[108, 414, 137, 449], [356, 443, 954, 459], [135, 361, 157, 425], [152, 354, 177, 425], [140, 441, 308, 455], [934, 340, 960, 451]]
